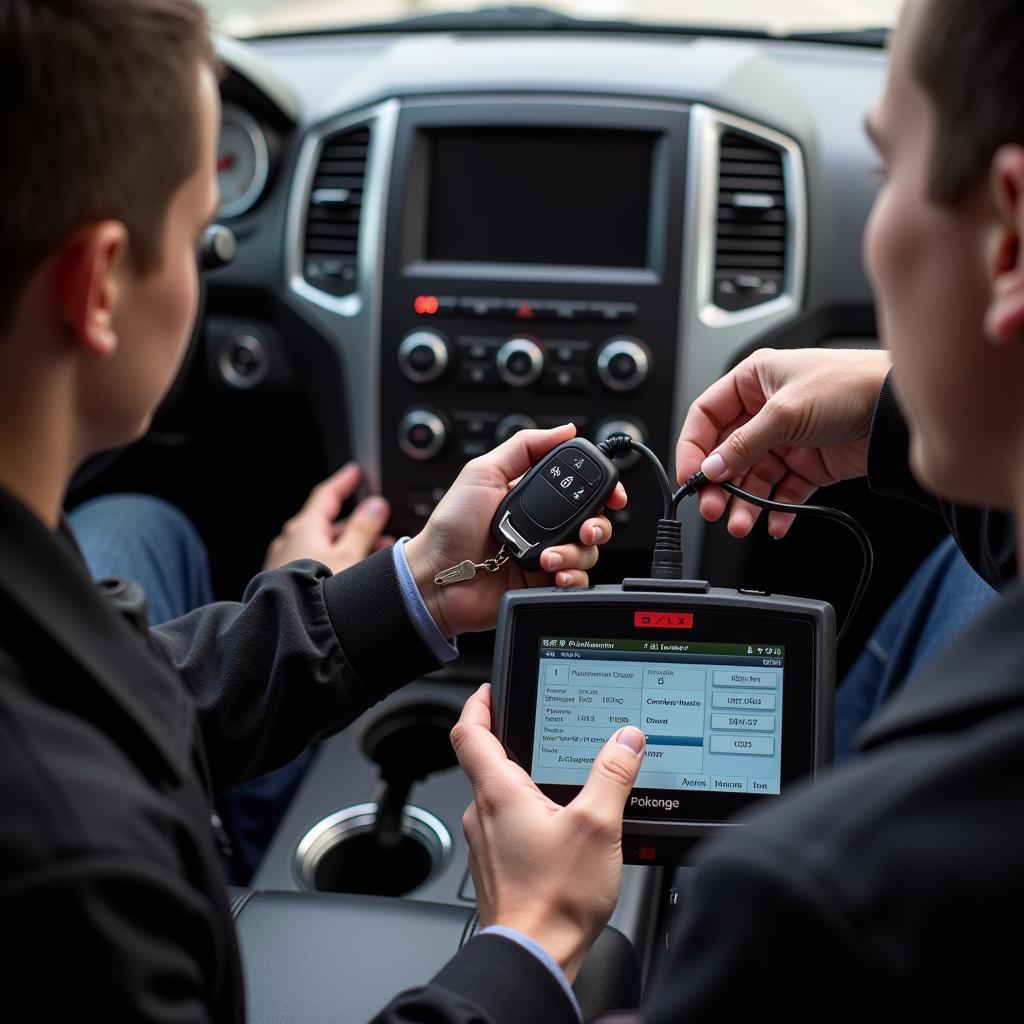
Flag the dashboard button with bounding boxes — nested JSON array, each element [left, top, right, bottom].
[[544, 299, 589, 322], [504, 298, 543, 321], [460, 297, 505, 318], [543, 366, 589, 392], [457, 362, 500, 388], [590, 301, 638, 323]]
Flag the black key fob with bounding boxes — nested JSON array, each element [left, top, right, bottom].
[[491, 439, 619, 572]]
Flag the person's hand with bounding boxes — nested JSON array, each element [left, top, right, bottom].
[[452, 683, 645, 983], [264, 463, 393, 574], [404, 424, 627, 638], [676, 347, 891, 538]]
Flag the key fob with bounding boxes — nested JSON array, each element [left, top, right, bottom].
[[491, 439, 619, 573]]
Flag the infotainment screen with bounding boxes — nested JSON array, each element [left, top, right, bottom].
[[425, 127, 657, 268], [531, 637, 785, 796]]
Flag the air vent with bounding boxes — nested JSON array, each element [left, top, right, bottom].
[[302, 125, 371, 297], [713, 131, 788, 312]]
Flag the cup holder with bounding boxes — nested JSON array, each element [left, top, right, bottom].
[[360, 701, 460, 777], [294, 700, 462, 897], [295, 803, 452, 896]]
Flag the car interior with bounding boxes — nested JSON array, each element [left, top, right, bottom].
[[66, 2, 952, 1019]]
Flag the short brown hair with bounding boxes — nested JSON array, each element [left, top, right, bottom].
[[913, 0, 1024, 205], [0, 0, 216, 320]]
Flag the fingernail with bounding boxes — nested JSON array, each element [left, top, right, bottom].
[[701, 453, 727, 480], [591, 526, 604, 543], [557, 571, 571, 587], [615, 727, 645, 756], [362, 497, 388, 520], [547, 552, 563, 570]]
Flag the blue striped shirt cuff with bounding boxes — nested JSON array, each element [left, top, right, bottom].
[[392, 538, 459, 664], [478, 925, 582, 1019]]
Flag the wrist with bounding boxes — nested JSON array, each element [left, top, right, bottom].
[[492, 914, 591, 985], [403, 535, 454, 639]]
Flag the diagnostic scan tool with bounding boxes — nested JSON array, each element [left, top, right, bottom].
[[492, 584, 834, 864], [488, 436, 867, 864]]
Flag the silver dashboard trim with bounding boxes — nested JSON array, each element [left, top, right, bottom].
[[286, 98, 401, 493], [675, 105, 807, 574]]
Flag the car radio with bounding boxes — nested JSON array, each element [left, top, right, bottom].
[[377, 97, 691, 567]]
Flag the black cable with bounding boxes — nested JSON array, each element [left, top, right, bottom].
[[674, 471, 874, 646], [597, 435, 680, 578], [597, 435, 673, 518]]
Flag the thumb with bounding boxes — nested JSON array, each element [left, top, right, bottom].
[[573, 726, 645, 822], [701, 403, 795, 482]]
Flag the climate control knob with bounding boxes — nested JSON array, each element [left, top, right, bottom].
[[593, 418, 647, 470], [398, 408, 449, 461], [494, 414, 538, 444], [398, 329, 450, 384], [496, 337, 545, 388], [596, 338, 650, 393]]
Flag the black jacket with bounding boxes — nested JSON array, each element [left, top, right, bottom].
[[643, 376, 1024, 1019], [0, 489, 575, 1024]]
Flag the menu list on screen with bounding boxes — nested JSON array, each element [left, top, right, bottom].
[[530, 638, 785, 795]]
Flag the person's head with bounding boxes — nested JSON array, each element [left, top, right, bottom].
[[0, 0, 219, 459], [864, 0, 1024, 510]]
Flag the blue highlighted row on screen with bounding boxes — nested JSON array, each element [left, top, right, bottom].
[[644, 735, 704, 747]]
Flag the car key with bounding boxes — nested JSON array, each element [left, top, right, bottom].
[[489, 438, 620, 573]]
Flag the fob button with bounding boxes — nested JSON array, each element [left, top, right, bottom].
[[521, 476, 577, 530], [551, 473, 594, 506], [556, 449, 604, 486]]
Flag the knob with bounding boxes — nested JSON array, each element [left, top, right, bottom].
[[596, 338, 650, 393], [398, 409, 448, 461], [218, 330, 269, 390], [593, 418, 646, 470], [398, 330, 450, 384], [496, 337, 545, 387], [494, 414, 538, 444]]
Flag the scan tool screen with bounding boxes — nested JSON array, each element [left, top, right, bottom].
[[530, 637, 784, 796]]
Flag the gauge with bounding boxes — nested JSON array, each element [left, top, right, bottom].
[[217, 103, 269, 219]]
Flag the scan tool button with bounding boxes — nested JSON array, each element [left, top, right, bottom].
[[557, 448, 604, 485], [521, 475, 577, 530]]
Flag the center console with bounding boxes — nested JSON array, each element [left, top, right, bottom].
[[379, 98, 689, 563]]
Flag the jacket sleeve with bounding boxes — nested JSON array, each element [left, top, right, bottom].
[[3, 853, 222, 1022], [643, 844, 871, 1021], [149, 546, 443, 794], [370, 935, 579, 1024], [866, 372, 1016, 589]]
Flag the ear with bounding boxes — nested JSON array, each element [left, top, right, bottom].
[[984, 146, 1024, 347], [52, 220, 130, 358]]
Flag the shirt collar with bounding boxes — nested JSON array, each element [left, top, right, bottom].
[[0, 486, 192, 783]]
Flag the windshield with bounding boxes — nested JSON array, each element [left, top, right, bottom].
[[205, 1, 899, 40]]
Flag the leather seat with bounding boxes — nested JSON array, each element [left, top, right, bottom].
[[228, 887, 640, 1023]]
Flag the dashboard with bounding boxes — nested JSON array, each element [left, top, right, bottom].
[[195, 28, 901, 668]]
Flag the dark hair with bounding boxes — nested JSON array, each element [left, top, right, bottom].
[[0, 0, 216, 321], [914, 0, 1024, 204]]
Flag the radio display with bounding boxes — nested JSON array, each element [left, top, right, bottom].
[[424, 127, 657, 268], [530, 637, 785, 796]]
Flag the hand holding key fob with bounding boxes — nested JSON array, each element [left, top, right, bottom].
[[491, 439, 620, 573]]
